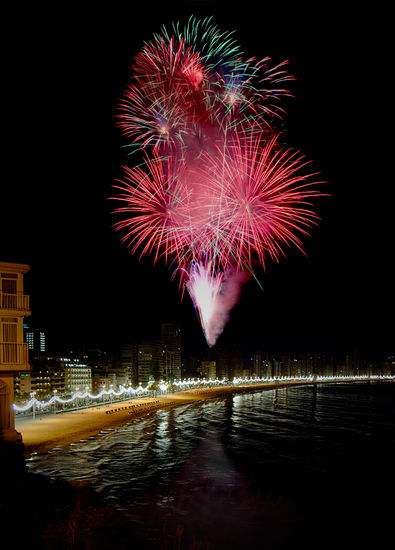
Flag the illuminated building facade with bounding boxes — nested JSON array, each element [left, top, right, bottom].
[[15, 359, 66, 397], [0, 262, 31, 441], [251, 351, 273, 378], [201, 360, 216, 379], [161, 323, 182, 381], [207, 345, 244, 379], [208, 346, 230, 379], [138, 340, 163, 385], [122, 324, 182, 385], [24, 325, 46, 353], [18, 354, 93, 394], [63, 357, 92, 393], [121, 343, 138, 387], [18, 368, 50, 395]]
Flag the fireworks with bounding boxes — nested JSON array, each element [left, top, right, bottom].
[[113, 17, 323, 346]]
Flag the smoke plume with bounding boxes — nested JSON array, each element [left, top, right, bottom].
[[206, 269, 248, 347]]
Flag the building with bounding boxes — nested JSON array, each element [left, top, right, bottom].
[[14, 355, 66, 397], [183, 355, 200, 378], [207, 345, 246, 380], [92, 376, 113, 394], [138, 340, 164, 385], [24, 324, 46, 353], [250, 351, 274, 378], [208, 346, 230, 379], [229, 348, 245, 378], [19, 354, 92, 394], [86, 348, 109, 372], [62, 356, 92, 393], [201, 360, 216, 379], [300, 353, 314, 377], [121, 324, 182, 386], [161, 323, 182, 381], [380, 355, 395, 376], [0, 262, 31, 441], [17, 366, 51, 396], [121, 343, 138, 387]]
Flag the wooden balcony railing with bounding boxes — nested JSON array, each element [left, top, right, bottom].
[[0, 343, 29, 367], [0, 291, 30, 312]]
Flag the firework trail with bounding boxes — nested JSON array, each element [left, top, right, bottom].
[[113, 16, 323, 347], [186, 266, 248, 347]]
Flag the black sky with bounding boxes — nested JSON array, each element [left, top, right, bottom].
[[3, 1, 393, 359]]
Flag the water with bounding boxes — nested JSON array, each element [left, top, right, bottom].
[[27, 382, 395, 549]]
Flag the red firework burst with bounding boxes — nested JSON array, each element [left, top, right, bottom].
[[112, 151, 193, 266], [117, 35, 215, 151], [116, 29, 294, 152], [197, 131, 323, 273], [112, 18, 326, 346], [112, 129, 323, 279]]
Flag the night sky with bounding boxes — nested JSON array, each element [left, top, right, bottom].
[[3, 2, 393, 359]]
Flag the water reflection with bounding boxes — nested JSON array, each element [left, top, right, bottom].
[[27, 383, 395, 549]]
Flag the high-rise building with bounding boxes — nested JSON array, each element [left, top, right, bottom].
[[183, 355, 200, 378], [201, 360, 216, 379], [86, 348, 109, 371], [24, 325, 46, 353], [229, 348, 244, 378], [138, 340, 164, 385], [121, 343, 138, 387], [161, 323, 181, 381], [208, 346, 230, 379], [0, 262, 31, 442], [251, 351, 273, 378], [300, 353, 315, 377]]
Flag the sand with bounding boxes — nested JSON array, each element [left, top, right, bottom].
[[16, 381, 313, 456]]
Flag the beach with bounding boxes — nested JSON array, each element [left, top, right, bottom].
[[16, 381, 308, 456], [9, 378, 394, 550]]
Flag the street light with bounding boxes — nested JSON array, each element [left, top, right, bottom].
[[30, 391, 36, 420], [53, 389, 57, 413]]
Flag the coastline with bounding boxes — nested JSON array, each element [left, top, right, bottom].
[[16, 381, 310, 456], [6, 378, 393, 550], [17, 377, 387, 456]]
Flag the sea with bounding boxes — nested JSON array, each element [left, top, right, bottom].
[[26, 382, 395, 549]]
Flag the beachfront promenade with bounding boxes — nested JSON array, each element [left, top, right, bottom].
[[15, 375, 394, 456]]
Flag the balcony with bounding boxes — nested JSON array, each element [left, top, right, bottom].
[[0, 343, 30, 372], [0, 291, 30, 313]]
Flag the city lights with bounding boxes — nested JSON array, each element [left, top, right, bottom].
[[12, 375, 394, 415]]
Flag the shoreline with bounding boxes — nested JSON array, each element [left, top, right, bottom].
[[6, 378, 393, 550], [16, 379, 381, 456]]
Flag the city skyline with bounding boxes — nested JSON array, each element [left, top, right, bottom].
[[2, 9, 394, 549], [3, 3, 393, 360]]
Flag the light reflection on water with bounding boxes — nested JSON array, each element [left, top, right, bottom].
[[27, 383, 395, 549]]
